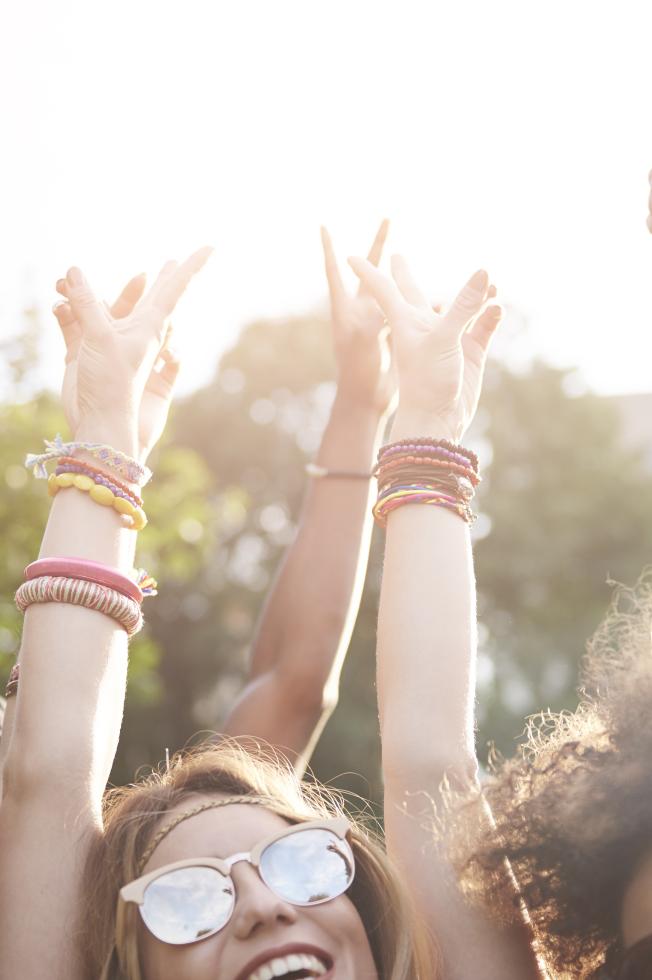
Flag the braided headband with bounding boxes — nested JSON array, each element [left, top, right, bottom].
[[137, 796, 274, 874]]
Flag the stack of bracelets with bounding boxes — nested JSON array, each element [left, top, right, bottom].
[[373, 436, 480, 527], [4, 439, 158, 700], [6, 560, 157, 698]]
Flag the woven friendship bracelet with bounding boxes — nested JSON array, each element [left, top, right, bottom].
[[373, 489, 475, 527], [15, 576, 143, 636], [4, 663, 19, 699], [25, 434, 152, 486]]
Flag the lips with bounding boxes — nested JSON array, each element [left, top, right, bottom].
[[234, 943, 334, 980]]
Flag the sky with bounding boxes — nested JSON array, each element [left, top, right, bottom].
[[2, 0, 652, 398]]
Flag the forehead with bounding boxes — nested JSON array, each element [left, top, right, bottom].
[[144, 798, 291, 873]]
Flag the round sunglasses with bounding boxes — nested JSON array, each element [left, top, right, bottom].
[[119, 817, 355, 945]]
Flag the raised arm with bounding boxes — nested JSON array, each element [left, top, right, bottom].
[[0, 250, 210, 980], [223, 222, 396, 772], [350, 254, 542, 979]]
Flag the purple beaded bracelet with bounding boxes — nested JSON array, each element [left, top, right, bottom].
[[55, 463, 142, 509]]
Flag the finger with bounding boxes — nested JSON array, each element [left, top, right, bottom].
[[465, 304, 503, 352], [147, 346, 181, 397], [111, 273, 147, 319], [357, 219, 390, 297], [347, 256, 407, 320], [66, 267, 109, 337], [52, 301, 82, 361], [366, 218, 390, 268], [145, 247, 212, 319], [390, 254, 431, 310], [444, 269, 490, 338], [487, 284, 497, 299], [320, 226, 346, 306], [56, 278, 70, 299]]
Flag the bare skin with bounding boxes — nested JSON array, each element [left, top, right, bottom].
[[351, 254, 542, 979], [136, 802, 378, 980]]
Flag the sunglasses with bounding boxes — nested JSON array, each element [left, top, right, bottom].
[[119, 817, 355, 946]]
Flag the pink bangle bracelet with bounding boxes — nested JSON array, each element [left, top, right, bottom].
[[24, 557, 143, 604]]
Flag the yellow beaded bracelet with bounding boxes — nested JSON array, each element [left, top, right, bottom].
[[47, 472, 148, 530]]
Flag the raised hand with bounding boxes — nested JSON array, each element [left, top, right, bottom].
[[321, 220, 397, 418], [348, 255, 501, 441], [52, 248, 211, 458]]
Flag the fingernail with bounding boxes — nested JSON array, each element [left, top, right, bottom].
[[52, 300, 67, 314], [67, 267, 84, 286], [486, 305, 503, 318]]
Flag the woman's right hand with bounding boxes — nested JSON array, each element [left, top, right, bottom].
[[348, 255, 501, 442], [54, 247, 211, 456]]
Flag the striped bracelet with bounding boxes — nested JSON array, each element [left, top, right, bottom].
[[15, 576, 143, 636]]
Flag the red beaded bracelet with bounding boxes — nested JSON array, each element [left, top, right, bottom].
[[24, 558, 144, 604]]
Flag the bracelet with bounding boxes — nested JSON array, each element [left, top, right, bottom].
[[55, 462, 143, 511], [25, 434, 151, 486], [305, 463, 373, 479], [375, 454, 480, 487], [378, 436, 479, 472], [15, 576, 143, 636], [4, 663, 19, 699], [47, 473, 148, 530], [373, 487, 475, 527], [58, 457, 143, 507], [24, 558, 146, 605], [373, 435, 479, 528]]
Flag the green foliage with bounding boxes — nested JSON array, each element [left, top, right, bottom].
[[3, 315, 652, 805], [473, 361, 652, 759]]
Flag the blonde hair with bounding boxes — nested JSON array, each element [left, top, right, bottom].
[[83, 738, 438, 979]]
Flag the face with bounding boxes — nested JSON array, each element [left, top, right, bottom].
[[136, 798, 380, 980]]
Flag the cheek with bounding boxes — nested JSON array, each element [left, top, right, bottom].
[[322, 897, 378, 974], [139, 922, 228, 980]]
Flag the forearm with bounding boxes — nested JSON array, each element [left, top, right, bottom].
[[377, 414, 477, 783], [222, 392, 385, 759], [3, 422, 138, 808]]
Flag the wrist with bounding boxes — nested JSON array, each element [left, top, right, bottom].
[[331, 389, 387, 428], [75, 416, 139, 459], [389, 408, 460, 444]]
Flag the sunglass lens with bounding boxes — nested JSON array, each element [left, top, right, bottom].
[[141, 866, 234, 945], [260, 828, 355, 905]]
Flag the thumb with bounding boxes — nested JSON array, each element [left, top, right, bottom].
[[65, 267, 108, 338]]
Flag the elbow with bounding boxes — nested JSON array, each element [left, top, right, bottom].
[[1, 738, 87, 805], [381, 732, 479, 796], [280, 671, 339, 726]]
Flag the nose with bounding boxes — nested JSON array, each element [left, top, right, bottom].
[[229, 862, 299, 940]]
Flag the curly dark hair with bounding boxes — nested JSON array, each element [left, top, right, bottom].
[[450, 574, 652, 979]]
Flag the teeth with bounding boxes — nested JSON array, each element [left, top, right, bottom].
[[248, 952, 329, 979]]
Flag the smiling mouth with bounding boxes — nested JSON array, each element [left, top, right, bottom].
[[246, 952, 331, 980]]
